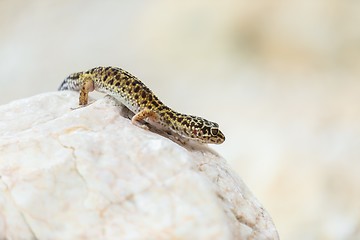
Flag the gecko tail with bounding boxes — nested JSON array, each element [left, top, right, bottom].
[[58, 72, 82, 91], [58, 78, 69, 91]]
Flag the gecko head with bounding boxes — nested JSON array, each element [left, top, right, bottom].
[[188, 116, 225, 144]]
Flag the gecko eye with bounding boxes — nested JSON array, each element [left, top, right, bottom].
[[210, 128, 219, 136]]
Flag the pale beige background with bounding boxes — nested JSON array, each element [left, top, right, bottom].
[[1, 1, 360, 239]]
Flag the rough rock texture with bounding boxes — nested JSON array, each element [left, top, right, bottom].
[[0, 92, 279, 240]]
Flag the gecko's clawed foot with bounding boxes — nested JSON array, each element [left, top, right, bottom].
[[138, 124, 150, 130], [70, 105, 87, 110], [70, 101, 94, 110]]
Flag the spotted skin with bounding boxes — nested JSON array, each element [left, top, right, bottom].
[[58, 66, 225, 144]]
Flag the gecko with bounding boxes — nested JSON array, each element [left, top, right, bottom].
[[58, 66, 225, 144]]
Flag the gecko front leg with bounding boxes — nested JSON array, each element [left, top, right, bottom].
[[131, 108, 158, 130]]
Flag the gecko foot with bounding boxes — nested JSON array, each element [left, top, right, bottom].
[[70, 105, 86, 110]]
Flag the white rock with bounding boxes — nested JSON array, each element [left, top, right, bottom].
[[0, 92, 279, 240]]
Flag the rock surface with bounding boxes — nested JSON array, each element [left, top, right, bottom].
[[0, 92, 279, 240]]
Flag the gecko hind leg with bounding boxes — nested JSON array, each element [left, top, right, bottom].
[[71, 76, 95, 110], [79, 76, 95, 105]]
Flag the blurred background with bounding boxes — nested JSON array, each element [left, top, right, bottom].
[[1, 0, 359, 239]]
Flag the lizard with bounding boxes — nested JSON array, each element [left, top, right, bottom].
[[58, 66, 225, 144]]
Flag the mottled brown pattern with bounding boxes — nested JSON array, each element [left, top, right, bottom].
[[58, 66, 225, 144]]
